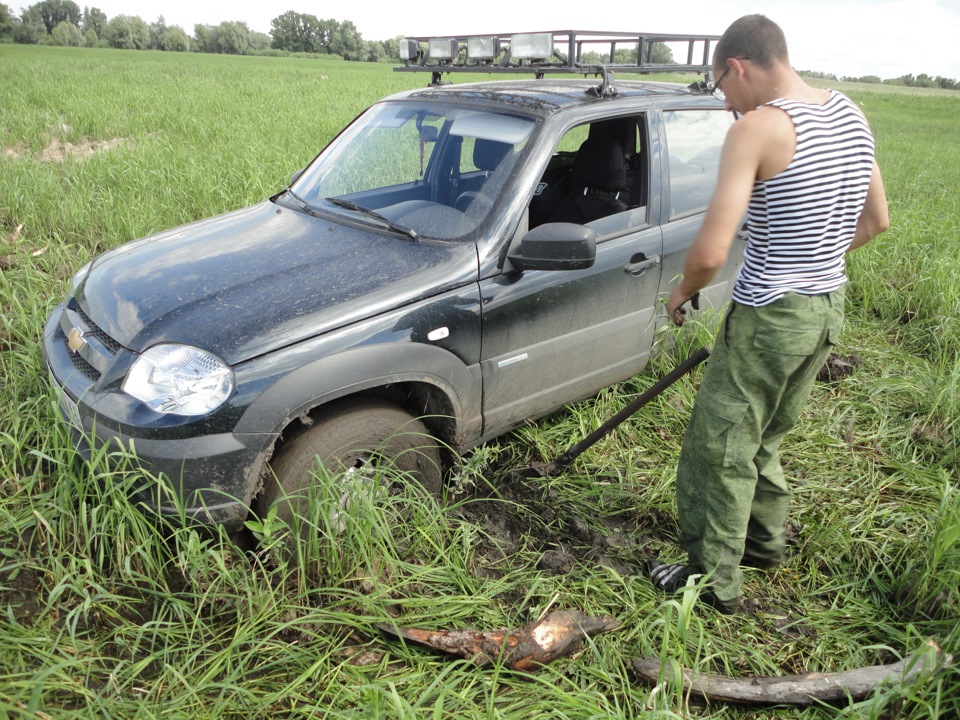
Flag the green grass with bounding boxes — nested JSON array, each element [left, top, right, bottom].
[[1, 45, 958, 718]]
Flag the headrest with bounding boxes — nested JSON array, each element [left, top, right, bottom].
[[589, 117, 637, 155], [472, 139, 511, 172], [573, 137, 627, 192]]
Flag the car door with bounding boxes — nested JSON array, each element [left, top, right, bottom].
[[477, 113, 664, 439]]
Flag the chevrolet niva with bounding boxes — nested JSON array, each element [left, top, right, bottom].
[[43, 31, 743, 530]]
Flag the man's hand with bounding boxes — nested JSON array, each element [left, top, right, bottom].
[[667, 287, 700, 326]]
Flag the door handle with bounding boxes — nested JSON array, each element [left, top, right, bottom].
[[624, 254, 661, 277]]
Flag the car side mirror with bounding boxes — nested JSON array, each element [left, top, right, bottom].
[[508, 223, 596, 271], [290, 168, 305, 185]]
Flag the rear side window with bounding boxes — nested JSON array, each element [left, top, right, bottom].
[[663, 109, 733, 218]]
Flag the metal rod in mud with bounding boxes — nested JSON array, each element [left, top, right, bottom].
[[509, 346, 710, 478]]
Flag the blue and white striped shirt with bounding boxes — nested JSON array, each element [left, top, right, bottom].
[[733, 91, 876, 307]]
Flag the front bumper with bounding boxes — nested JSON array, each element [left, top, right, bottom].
[[43, 301, 272, 531]]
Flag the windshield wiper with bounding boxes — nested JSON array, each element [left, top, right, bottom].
[[324, 197, 420, 242], [283, 187, 315, 213]]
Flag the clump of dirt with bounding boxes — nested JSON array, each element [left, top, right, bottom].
[[817, 353, 863, 383], [0, 566, 44, 621], [451, 467, 657, 581]]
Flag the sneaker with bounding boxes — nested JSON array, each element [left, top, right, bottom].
[[648, 559, 742, 615], [647, 559, 699, 593]]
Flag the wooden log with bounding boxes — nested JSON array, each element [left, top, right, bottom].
[[380, 609, 621, 671], [631, 639, 950, 706]]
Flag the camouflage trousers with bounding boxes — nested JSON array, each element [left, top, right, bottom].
[[675, 288, 845, 603]]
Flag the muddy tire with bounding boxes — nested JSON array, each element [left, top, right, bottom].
[[257, 398, 443, 526]]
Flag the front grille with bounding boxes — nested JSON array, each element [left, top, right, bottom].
[[75, 305, 122, 354], [59, 301, 125, 384], [64, 335, 101, 381]]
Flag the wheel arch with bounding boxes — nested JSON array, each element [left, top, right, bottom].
[[234, 343, 482, 504]]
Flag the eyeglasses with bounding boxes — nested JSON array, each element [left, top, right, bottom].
[[712, 67, 732, 100], [711, 57, 750, 101]]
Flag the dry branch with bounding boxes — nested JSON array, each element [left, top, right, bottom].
[[632, 639, 950, 706]]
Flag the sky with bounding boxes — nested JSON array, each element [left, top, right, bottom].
[[13, 0, 960, 80]]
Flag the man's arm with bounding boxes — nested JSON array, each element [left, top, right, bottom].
[[847, 161, 889, 252]]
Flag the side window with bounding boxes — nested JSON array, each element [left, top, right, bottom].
[[663, 109, 733, 218], [528, 115, 647, 238]]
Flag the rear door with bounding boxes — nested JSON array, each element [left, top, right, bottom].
[[655, 101, 743, 326]]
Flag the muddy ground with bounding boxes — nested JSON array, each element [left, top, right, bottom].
[[451, 462, 652, 581], [1, 354, 860, 630]]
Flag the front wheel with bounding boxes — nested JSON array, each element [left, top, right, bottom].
[[256, 398, 443, 526]]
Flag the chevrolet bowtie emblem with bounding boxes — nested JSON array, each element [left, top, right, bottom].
[[67, 327, 87, 353]]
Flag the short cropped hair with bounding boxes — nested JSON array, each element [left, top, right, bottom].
[[714, 15, 789, 69]]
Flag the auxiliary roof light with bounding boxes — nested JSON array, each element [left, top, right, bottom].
[[510, 33, 553, 60], [428, 37, 460, 61], [398, 38, 421, 61], [467, 36, 500, 61]]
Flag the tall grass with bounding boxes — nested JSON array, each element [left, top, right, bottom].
[[1, 46, 957, 718]]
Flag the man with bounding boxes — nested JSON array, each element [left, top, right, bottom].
[[649, 14, 889, 613]]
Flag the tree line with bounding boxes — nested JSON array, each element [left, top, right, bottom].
[[799, 68, 960, 91], [1, 2, 958, 87], [0, 2, 402, 60]]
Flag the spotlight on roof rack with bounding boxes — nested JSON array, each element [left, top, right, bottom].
[[428, 38, 460, 61], [467, 36, 500, 61], [399, 39, 421, 61], [510, 33, 553, 60]]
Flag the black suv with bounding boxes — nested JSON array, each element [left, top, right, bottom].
[[43, 31, 742, 530]]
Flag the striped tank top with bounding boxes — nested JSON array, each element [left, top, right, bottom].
[[732, 91, 876, 307]]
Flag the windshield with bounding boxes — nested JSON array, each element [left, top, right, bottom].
[[290, 102, 536, 241]]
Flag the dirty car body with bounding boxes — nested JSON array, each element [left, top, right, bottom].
[[44, 39, 742, 531]]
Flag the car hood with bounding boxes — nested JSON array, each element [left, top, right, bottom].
[[76, 201, 480, 364]]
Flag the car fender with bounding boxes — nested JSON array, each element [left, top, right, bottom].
[[233, 342, 483, 445]]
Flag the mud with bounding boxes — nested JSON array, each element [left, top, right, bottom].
[[817, 353, 863, 382], [450, 461, 658, 582]]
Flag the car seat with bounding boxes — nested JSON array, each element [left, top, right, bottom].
[[455, 138, 512, 214], [589, 117, 642, 206], [547, 136, 629, 224]]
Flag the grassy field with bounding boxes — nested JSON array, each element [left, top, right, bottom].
[[1, 45, 958, 718]]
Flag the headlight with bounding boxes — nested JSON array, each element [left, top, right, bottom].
[[123, 344, 235, 416]]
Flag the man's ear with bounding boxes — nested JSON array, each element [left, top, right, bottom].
[[730, 56, 750, 80]]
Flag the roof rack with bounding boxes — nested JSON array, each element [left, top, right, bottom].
[[394, 30, 720, 93]]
